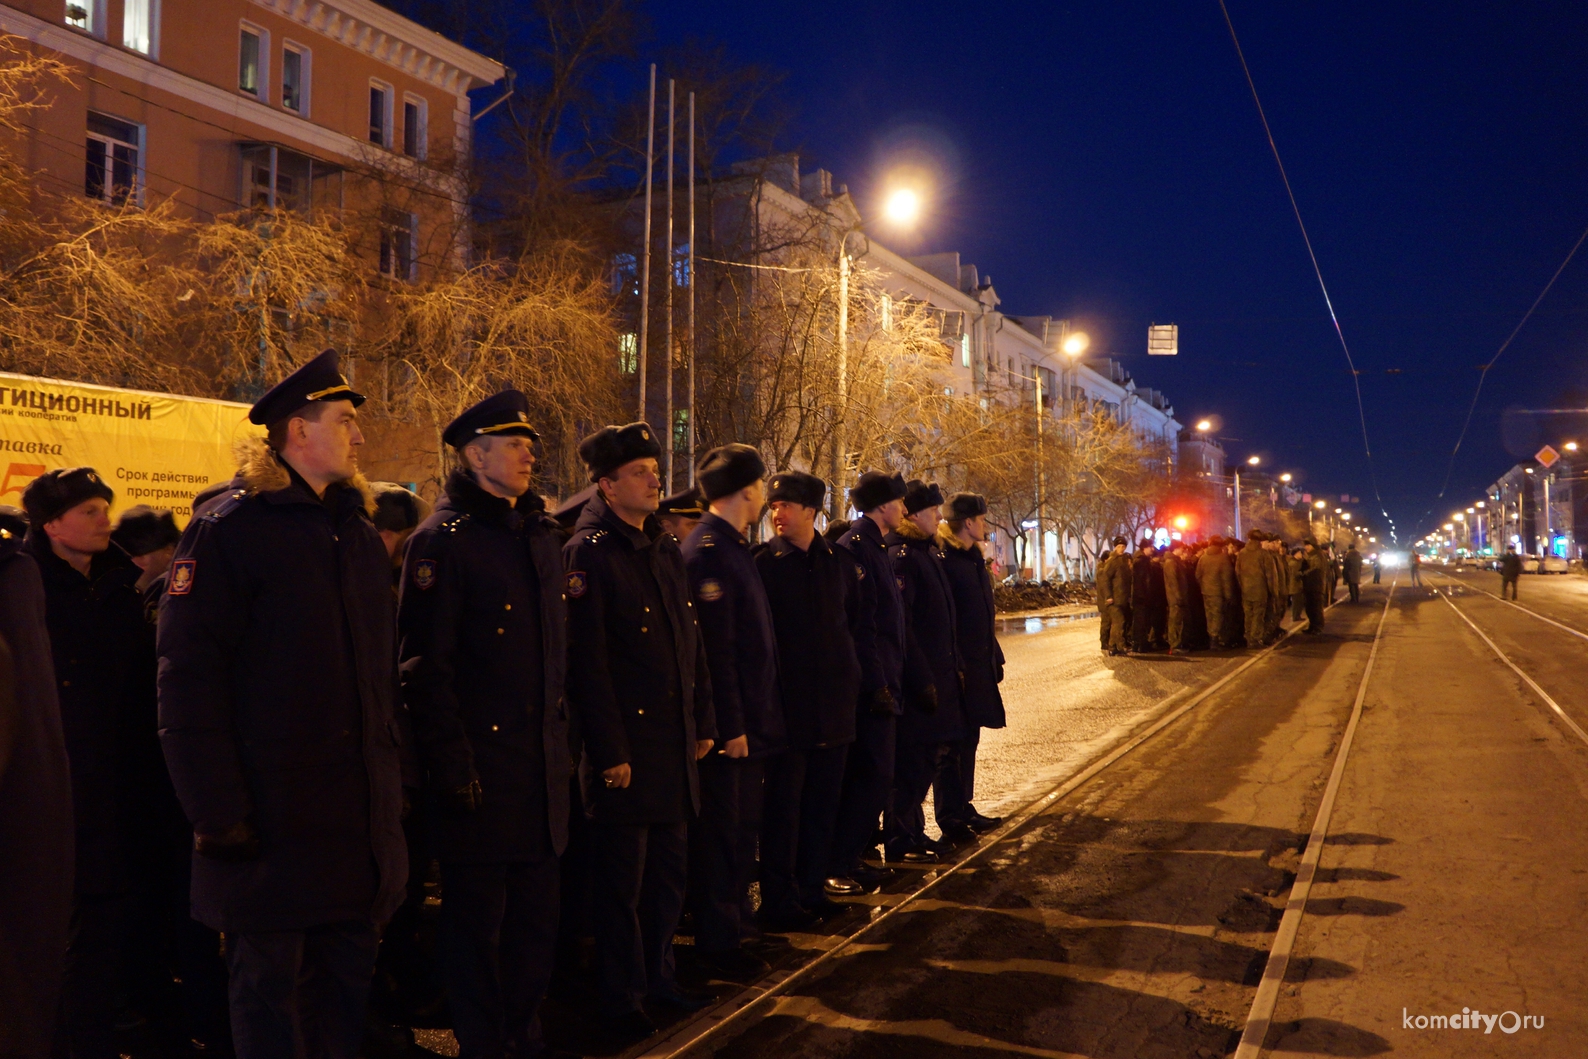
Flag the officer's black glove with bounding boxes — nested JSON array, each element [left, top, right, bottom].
[[195, 819, 260, 862], [994, 660, 1005, 683], [439, 778, 483, 814], [868, 687, 896, 716], [919, 683, 938, 715]]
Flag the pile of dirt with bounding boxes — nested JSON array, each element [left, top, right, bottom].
[[994, 580, 1096, 613]]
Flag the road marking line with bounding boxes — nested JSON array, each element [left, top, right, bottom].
[[1429, 571, 1588, 644], [1439, 591, 1588, 748], [642, 591, 1349, 1059], [1234, 581, 1395, 1059]]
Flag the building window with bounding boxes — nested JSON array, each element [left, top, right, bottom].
[[402, 96, 426, 158], [618, 332, 638, 374], [122, 0, 157, 56], [85, 112, 141, 206], [369, 84, 392, 147], [379, 209, 415, 280], [960, 332, 970, 368], [673, 408, 689, 455], [65, 1, 102, 35], [672, 243, 690, 287], [239, 25, 266, 99], [282, 44, 309, 114], [240, 144, 340, 214], [611, 253, 637, 296]]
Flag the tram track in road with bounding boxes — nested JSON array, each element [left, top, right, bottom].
[[635, 593, 1370, 1059]]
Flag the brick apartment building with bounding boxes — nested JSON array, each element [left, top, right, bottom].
[[0, 0, 503, 278]]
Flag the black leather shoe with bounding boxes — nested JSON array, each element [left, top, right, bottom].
[[886, 843, 941, 864], [938, 824, 978, 847], [849, 863, 896, 891], [823, 876, 863, 896], [965, 810, 1003, 833]]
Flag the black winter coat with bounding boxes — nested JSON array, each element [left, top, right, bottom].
[[936, 529, 1005, 730], [158, 443, 407, 932], [0, 530, 74, 1059], [887, 523, 967, 745], [835, 515, 904, 703], [682, 512, 785, 758], [29, 533, 148, 895], [399, 471, 572, 863], [753, 533, 864, 750], [563, 492, 716, 824]]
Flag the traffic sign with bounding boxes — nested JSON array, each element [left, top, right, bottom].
[[1536, 445, 1560, 468]]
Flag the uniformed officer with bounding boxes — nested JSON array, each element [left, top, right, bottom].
[[398, 391, 571, 1059], [371, 482, 429, 574], [754, 471, 863, 926], [829, 471, 907, 893], [1236, 533, 1271, 649], [158, 350, 407, 1059], [563, 422, 717, 1047], [656, 485, 705, 541], [681, 444, 784, 979], [885, 480, 966, 862], [1097, 537, 1132, 655], [932, 492, 1005, 843], [1195, 536, 1233, 650]]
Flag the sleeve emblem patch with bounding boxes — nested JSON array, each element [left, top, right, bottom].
[[168, 559, 196, 595], [566, 570, 588, 598], [697, 577, 724, 602], [855, 566, 866, 580], [412, 559, 437, 590], [896, 576, 906, 591]]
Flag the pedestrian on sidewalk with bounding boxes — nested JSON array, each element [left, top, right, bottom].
[[1343, 544, 1364, 603], [1500, 546, 1522, 600], [1371, 552, 1382, 584], [1409, 551, 1423, 587]]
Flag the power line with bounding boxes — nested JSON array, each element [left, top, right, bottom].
[[1216, 0, 1395, 540]]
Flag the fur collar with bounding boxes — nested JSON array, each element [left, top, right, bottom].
[[894, 519, 933, 542], [936, 523, 975, 551], [234, 435, 375, 516]]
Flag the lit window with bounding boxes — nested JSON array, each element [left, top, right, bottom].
[[618, 333, 639, 374], [239, 26, 265, 98], [673, 408, 689, 454], [960, 332, 970, 368], [85, 112, 141, 207], [122, 0, 156, 55], [282, 45, 310, 114], [369, 84, 391, 147], [402, 97, 426, 158], [879, 293, 893, 331], [379, 209, 416, 280]]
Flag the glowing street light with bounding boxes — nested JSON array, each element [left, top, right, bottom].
[[1195, 419, 1212, 432], [1314, 500, 1327, 509], [1453, 512, 1465, 522], [1568, 442, 1580, 452], [1061, 331, 1090, 358], [883, 187, 921, 227], [1280, 473, 1293, 482], [1174, 515, 1189, 530], [1247, 455, 1260, 466]]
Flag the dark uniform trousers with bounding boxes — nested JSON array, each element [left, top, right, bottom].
[[439, 859, 560, 1059], [223, 921, 381, 1059], [54, 894, 129, 1059], [831, 712, 896, 875], [591, 822, 689, 1014], [760, 745, 849, 915], [1104, 603, 1132, 652], [688, 753, 768, 951], [932, 728, 979, 828], [888, 740, 951, 852]]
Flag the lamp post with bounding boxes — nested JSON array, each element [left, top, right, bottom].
[[1234, 455, 1259, 540]]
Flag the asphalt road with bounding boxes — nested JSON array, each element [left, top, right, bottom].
[[679, 580, 1588, 1058]]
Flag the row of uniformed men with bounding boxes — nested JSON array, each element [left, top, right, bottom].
[[2, 350, 1010, 1059], [1095, 532, 1356, 655]]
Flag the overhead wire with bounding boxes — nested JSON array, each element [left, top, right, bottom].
[[1216, 0, 1396, 540]]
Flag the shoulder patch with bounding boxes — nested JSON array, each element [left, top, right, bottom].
[[855, 566, 866, 581], [412, 559, 437, 590], [199, 490, 247, 523], [168, 558, 196, 595], [697, 577, 724, 602], [566, 570, 588, 598]]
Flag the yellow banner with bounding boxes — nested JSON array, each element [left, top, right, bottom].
[[0, 371, 260, 525]]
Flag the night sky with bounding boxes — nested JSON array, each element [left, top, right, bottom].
[[636, 2, 1588, 542]]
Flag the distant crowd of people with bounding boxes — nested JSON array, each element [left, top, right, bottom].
[[0, 349, 1013, 1059], [1094, 532, 1370, 655]]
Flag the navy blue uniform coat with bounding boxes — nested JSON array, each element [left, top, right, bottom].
[[886, 522, 967, 745], [399, 470, 571, 862], [563, 491, 716, 824], [681, 512, 784, 758], [935, 527, 1005, 730], [835, 515, 904, 704], [158, 441, 407, 932], [753, 533, 864, 750]]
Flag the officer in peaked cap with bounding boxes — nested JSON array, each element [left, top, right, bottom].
[[828, 470, 908, 893], [680, 444, 784, 980], [562, 422, 717, 1046], [754, 470, 863, 925], [398, 389, 571, 1059], [656, 485, 705, 541], [158, 348, 407, 1058]]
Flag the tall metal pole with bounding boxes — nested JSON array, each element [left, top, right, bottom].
[[687, 91, 697, 487], [834, 241, 849, 512], [637, 65, 655, 421], [1233, 469, 1242, 540], [664, 79, 675, 490], [1034, 370, 1045, 582]]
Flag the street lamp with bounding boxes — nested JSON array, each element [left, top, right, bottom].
[[1280, 473, 1292, 483], [1247, 455, 1260, 466], [883, 187, 921, 227], [1568, 441, 1580, 452], [1061, 331, 1090, 358], [1195, 419, 1212, 432]]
